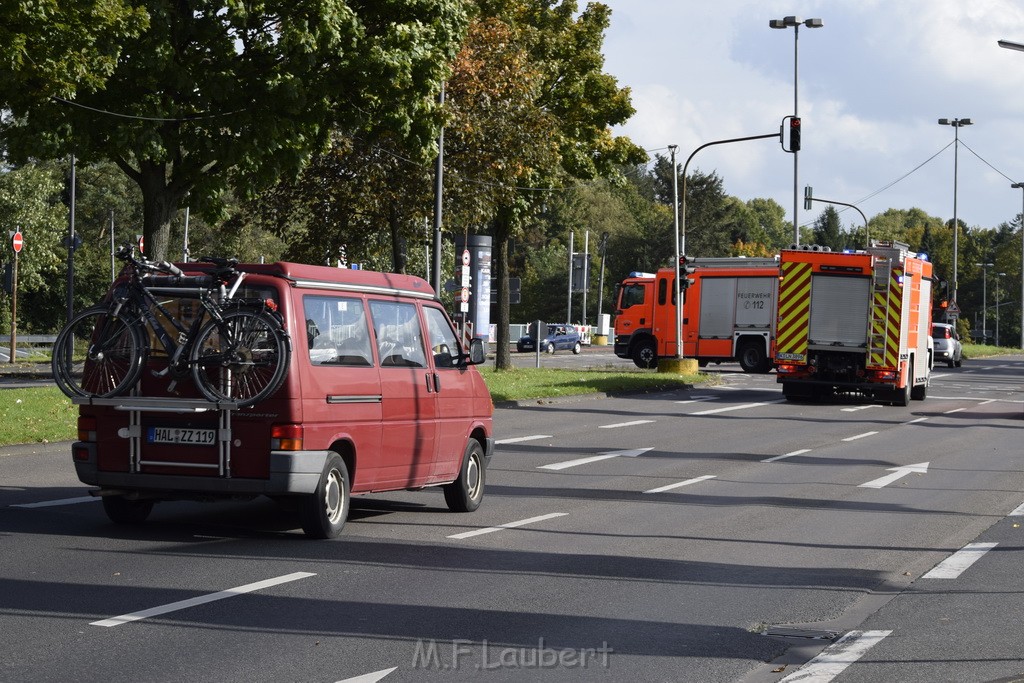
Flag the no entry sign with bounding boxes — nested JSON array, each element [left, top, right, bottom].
[[11, 230, 23, 253]]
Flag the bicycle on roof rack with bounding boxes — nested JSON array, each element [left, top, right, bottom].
[[51, 244, 291, 408]]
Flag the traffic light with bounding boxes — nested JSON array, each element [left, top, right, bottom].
[[680, 255, 697, 289], [789, 116, 801, 152]]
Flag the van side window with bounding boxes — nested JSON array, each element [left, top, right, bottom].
[[302, 295, 373, 366], [369, 300, 428, 368], [423, 306, 461, 368]]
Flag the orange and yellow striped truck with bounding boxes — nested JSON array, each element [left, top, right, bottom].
[[774, 241, 933, 405]]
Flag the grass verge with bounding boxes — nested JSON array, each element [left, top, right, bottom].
[[0, 387, 77, 446], [478, 366, 713, 403]]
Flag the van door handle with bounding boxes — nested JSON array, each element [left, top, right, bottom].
[[425, 373, 434, 393], [433, 373, 441, 392]]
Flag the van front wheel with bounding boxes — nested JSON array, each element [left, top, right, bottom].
[[299, 453, 350, 539], [444, 440, 486, 512]]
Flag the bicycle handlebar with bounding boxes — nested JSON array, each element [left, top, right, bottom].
[[116, 243, 237, 281]]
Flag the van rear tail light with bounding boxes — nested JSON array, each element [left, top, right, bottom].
[[73, 446, 91, 462], [78, 416, 97, 443], [271, 424, 303, 451]]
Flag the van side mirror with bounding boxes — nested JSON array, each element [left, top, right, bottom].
[[467, 338, 486, 365]]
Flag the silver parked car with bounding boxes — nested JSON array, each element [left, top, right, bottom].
[[931, 322, 962, 368]]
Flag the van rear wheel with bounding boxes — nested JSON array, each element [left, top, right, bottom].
[[444, 440, 486, 512], [102, 495, 154, 525], [299, 453, 349, 539]]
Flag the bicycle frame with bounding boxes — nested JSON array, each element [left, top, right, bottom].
[[114, 270, 248, 379]]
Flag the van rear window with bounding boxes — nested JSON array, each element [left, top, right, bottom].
[[303, 295, 374, 366]]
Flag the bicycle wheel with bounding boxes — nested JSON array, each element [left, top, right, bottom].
[[51, 306, 146, 398], [190, 308, 290, 407]]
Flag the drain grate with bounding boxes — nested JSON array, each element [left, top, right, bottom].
[[764, 627, 840, 640]]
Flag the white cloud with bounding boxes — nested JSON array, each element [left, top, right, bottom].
[[601, 0, 1024, 228]]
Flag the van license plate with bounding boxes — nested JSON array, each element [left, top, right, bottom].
[[146, 427, 216, 446]]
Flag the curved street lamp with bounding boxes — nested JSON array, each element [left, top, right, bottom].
[[770, 15, 823, 246]]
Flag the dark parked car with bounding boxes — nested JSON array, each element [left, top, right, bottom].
[[931, 322, 962, 368], [517, 324, 582, 354]]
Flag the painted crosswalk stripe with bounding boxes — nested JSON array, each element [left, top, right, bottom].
[[11, 496, 99, 509], [495, 435, 551, 444], [903, 417, 928, 425], [762, 448, 811, 463], [841, 405, 881, 413], [644, 475, 716, 494], [780, 630, 892, 682], [599, 420, 654, 429], [1009, 501, 1024, 516], [690, 401, 772, 416], [91, 572, 316, 627], [922, 542, 998, 579], [841, 431, 878, 442], [944, 407, 966, 414], [540, 448, 652, 471], [448, 512, 567, 540]]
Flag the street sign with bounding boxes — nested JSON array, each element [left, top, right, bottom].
[[460, 287, 470, 303], [461, 249, 470, 266], [946, 300, 960, 315], [136, 234, 144, 254], [11, 230, 23, 253]]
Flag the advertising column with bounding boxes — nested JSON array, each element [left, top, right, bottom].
[[454, 235, 492, 342]]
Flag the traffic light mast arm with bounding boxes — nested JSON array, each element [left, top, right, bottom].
[[803, 190, 870, 249]]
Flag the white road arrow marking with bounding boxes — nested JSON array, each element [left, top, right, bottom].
[[335, 668, 397, 683], [540, 448, 653, 471], [858, 462, 929, 489]]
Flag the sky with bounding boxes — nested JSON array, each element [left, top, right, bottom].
[[598, 0, 1024, 234]]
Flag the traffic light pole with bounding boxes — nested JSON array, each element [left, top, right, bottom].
[[675, 132, 782, 362]]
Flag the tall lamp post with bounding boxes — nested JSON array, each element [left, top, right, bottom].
[[1000, 40, 1024, 348], [976, 262, 993, 343], [1011, 182, 1024, 349], [994, 271, 1006, 346], [938, 117, 972, 308], [770, 15, 823, 247]]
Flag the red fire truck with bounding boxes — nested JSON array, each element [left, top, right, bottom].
[[613, 257, 780, 371]]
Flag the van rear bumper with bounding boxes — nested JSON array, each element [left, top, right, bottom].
[[72, 442, 328, 497]]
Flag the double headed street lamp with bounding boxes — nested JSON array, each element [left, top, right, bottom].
[[995, 271, 1006, 346], [938, 117, 972, 308], [976, 262, 994, 343], [1011, 182, 1024, 349], [770, 15, 823, 247]]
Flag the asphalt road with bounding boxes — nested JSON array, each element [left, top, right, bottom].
[[1, 354, 1022, 682]]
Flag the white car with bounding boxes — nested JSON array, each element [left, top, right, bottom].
[[931, 322, 962, 368]]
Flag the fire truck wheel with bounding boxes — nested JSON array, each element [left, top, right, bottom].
[[891, 382, 911, 407], [737, 341, 768, 373], [299, 453, 350, 539], [444, 439, 486, 513], [631, 340, 657, 369], [102, 495, 154, 525], [911, 380, 927, 401]]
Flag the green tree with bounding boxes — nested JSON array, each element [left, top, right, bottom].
[[0, 1, 469, 261], [464, 1, 644, 369], [812, 205, 845, 251]]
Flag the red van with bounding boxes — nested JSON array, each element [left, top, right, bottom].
[[70, 262, 493, 538]]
